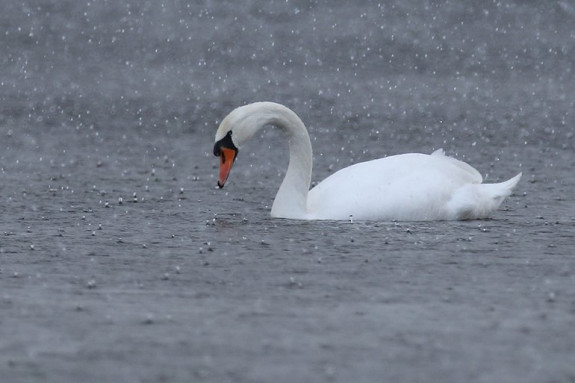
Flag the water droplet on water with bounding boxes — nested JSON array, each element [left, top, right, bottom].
[[142, 314, 155, 325]]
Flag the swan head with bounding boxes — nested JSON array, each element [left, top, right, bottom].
[[213, 129, 238, 188], [213, 102, 279, 188]]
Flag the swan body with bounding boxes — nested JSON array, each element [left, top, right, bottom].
[[213, 102, 521, 221]]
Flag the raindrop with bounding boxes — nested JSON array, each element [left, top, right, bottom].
[[288, 277, 303, 288], [142, 314, 155, 325]]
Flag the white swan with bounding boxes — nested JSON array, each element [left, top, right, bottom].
[[213, 102, 521, 221]]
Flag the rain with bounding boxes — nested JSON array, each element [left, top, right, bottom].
[[1, 1, 575, 382]]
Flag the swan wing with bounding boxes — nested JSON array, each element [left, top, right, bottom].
[[431, 148, 483, 183], [307, 153, 483, 220]]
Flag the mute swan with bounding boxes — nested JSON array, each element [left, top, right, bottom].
[[213, 102, 521, 221]]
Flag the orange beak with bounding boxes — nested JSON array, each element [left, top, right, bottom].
[[217, 147, 237, 188]]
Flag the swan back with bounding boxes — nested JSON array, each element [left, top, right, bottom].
[[307, 152, 486, 220]]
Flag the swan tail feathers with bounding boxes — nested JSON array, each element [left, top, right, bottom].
[[448, 172, 522, 220], [492, 172, 522, 198]]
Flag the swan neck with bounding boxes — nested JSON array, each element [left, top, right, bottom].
[[266, 107, 312, 219]]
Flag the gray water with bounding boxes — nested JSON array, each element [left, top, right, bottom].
[[1, 1, 575, 382]]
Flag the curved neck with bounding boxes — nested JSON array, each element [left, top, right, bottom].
[[218, 103, 313, 218], [269, 108, 313, 219], [234, 103, 312, 218]]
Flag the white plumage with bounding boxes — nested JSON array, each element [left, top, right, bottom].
[[214, 102, 521, 221]]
